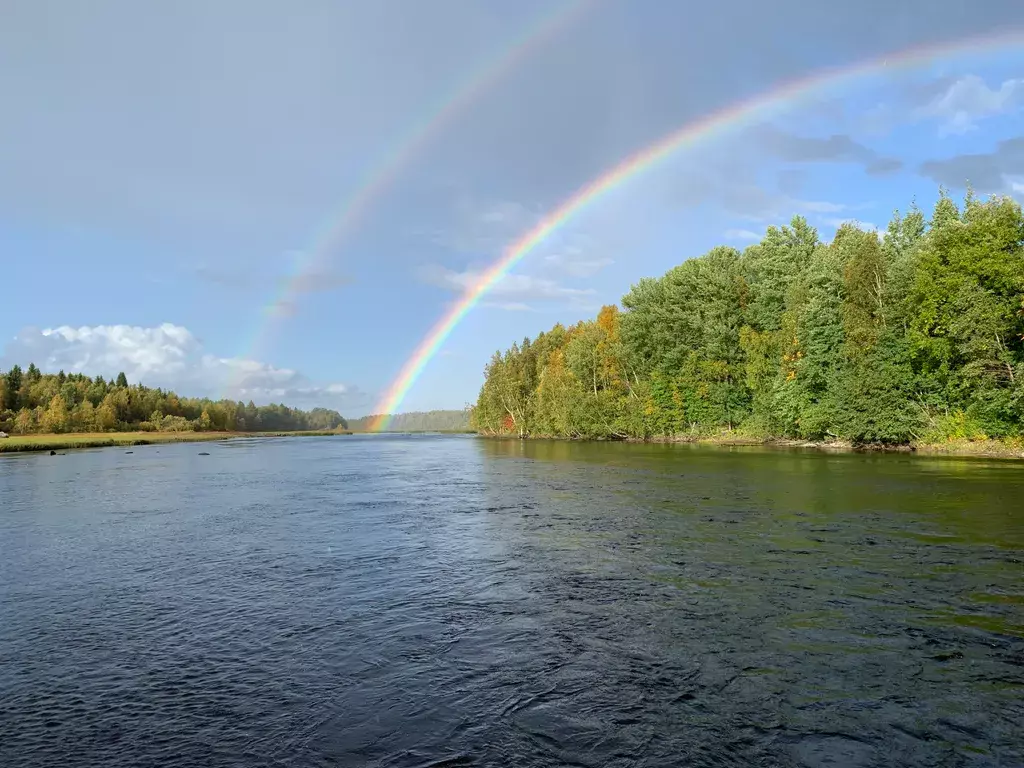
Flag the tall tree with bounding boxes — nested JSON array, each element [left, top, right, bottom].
[[474, 187, 1024, 446], [4, 365, 22, 412], [40, 395, 71, 434]]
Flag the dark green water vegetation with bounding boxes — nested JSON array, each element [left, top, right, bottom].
[[0, 365, 347, 436], [472, 189, 1024, 451]]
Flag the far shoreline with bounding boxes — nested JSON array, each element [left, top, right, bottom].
[[8, 429, 1022, 462], [476, 432, 1024, 460], [0, 430, 352, 455]]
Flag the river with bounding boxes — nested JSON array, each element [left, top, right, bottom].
[[1, 435, 1022, 767]]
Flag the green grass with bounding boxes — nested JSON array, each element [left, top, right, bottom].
[[0, 430, 351, 454]]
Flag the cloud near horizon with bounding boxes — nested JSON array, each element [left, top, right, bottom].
[[1, 323, 367, 411]]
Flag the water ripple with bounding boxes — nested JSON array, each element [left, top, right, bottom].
[[1, 435, 1022, 767]]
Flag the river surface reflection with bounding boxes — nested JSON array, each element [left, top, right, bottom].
[[2, 435, 1021, 766]]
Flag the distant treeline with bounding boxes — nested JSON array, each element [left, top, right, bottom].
[[0, 366, 347, 434], [472, 189, 1024, 445], [350, 409, 472, 432]]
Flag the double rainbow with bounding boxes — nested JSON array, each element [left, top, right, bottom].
[[369, 28, 1024, 430], [224, 0, 590, 399]]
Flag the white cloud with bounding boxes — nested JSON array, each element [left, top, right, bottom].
[[856, 75, 1024, 138], [917, 75, 1024, 135], [1, 323, 364, 409], [210, 357, 357, 403], [724, 228, 761, 241], [418, 264, 595, 310], [12, 323, 199, 379]]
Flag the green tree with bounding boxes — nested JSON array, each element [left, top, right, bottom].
[[475, 187, 1024, 447], [4, 365, 22, 412], [13, 408, 36, 434], [40, 394, 71, 434], [74, 400, 97, 432], [772, 242, 846, 438], [742, 216, 819, 333]]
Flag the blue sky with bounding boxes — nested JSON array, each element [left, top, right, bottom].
[[2, 0, 1023, 417]]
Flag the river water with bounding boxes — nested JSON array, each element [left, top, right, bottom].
[[1, 435, 1022, 767]]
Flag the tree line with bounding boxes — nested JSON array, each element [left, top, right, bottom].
[[0, 366, 347, 434], [471, 190, 1024, 445], [348, 409, 472, 432]]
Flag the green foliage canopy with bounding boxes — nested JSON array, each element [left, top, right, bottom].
[[0, 368, 348, 435], [472, 191, 1024, 445]]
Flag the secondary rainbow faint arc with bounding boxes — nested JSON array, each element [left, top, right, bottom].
[[368, 27, 1024, 430], [224, 0, 590, 401]]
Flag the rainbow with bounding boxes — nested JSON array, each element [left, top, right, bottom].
[[224, 0, 589, 400], [368, 27, 1024, 429]]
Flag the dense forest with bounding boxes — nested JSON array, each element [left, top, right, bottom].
[[349, 409, 472, 432], [0, 366, 347, 434], [472, 190, 1024, 445]]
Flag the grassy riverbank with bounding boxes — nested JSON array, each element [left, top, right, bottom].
[[0, 430, 351, 454]]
